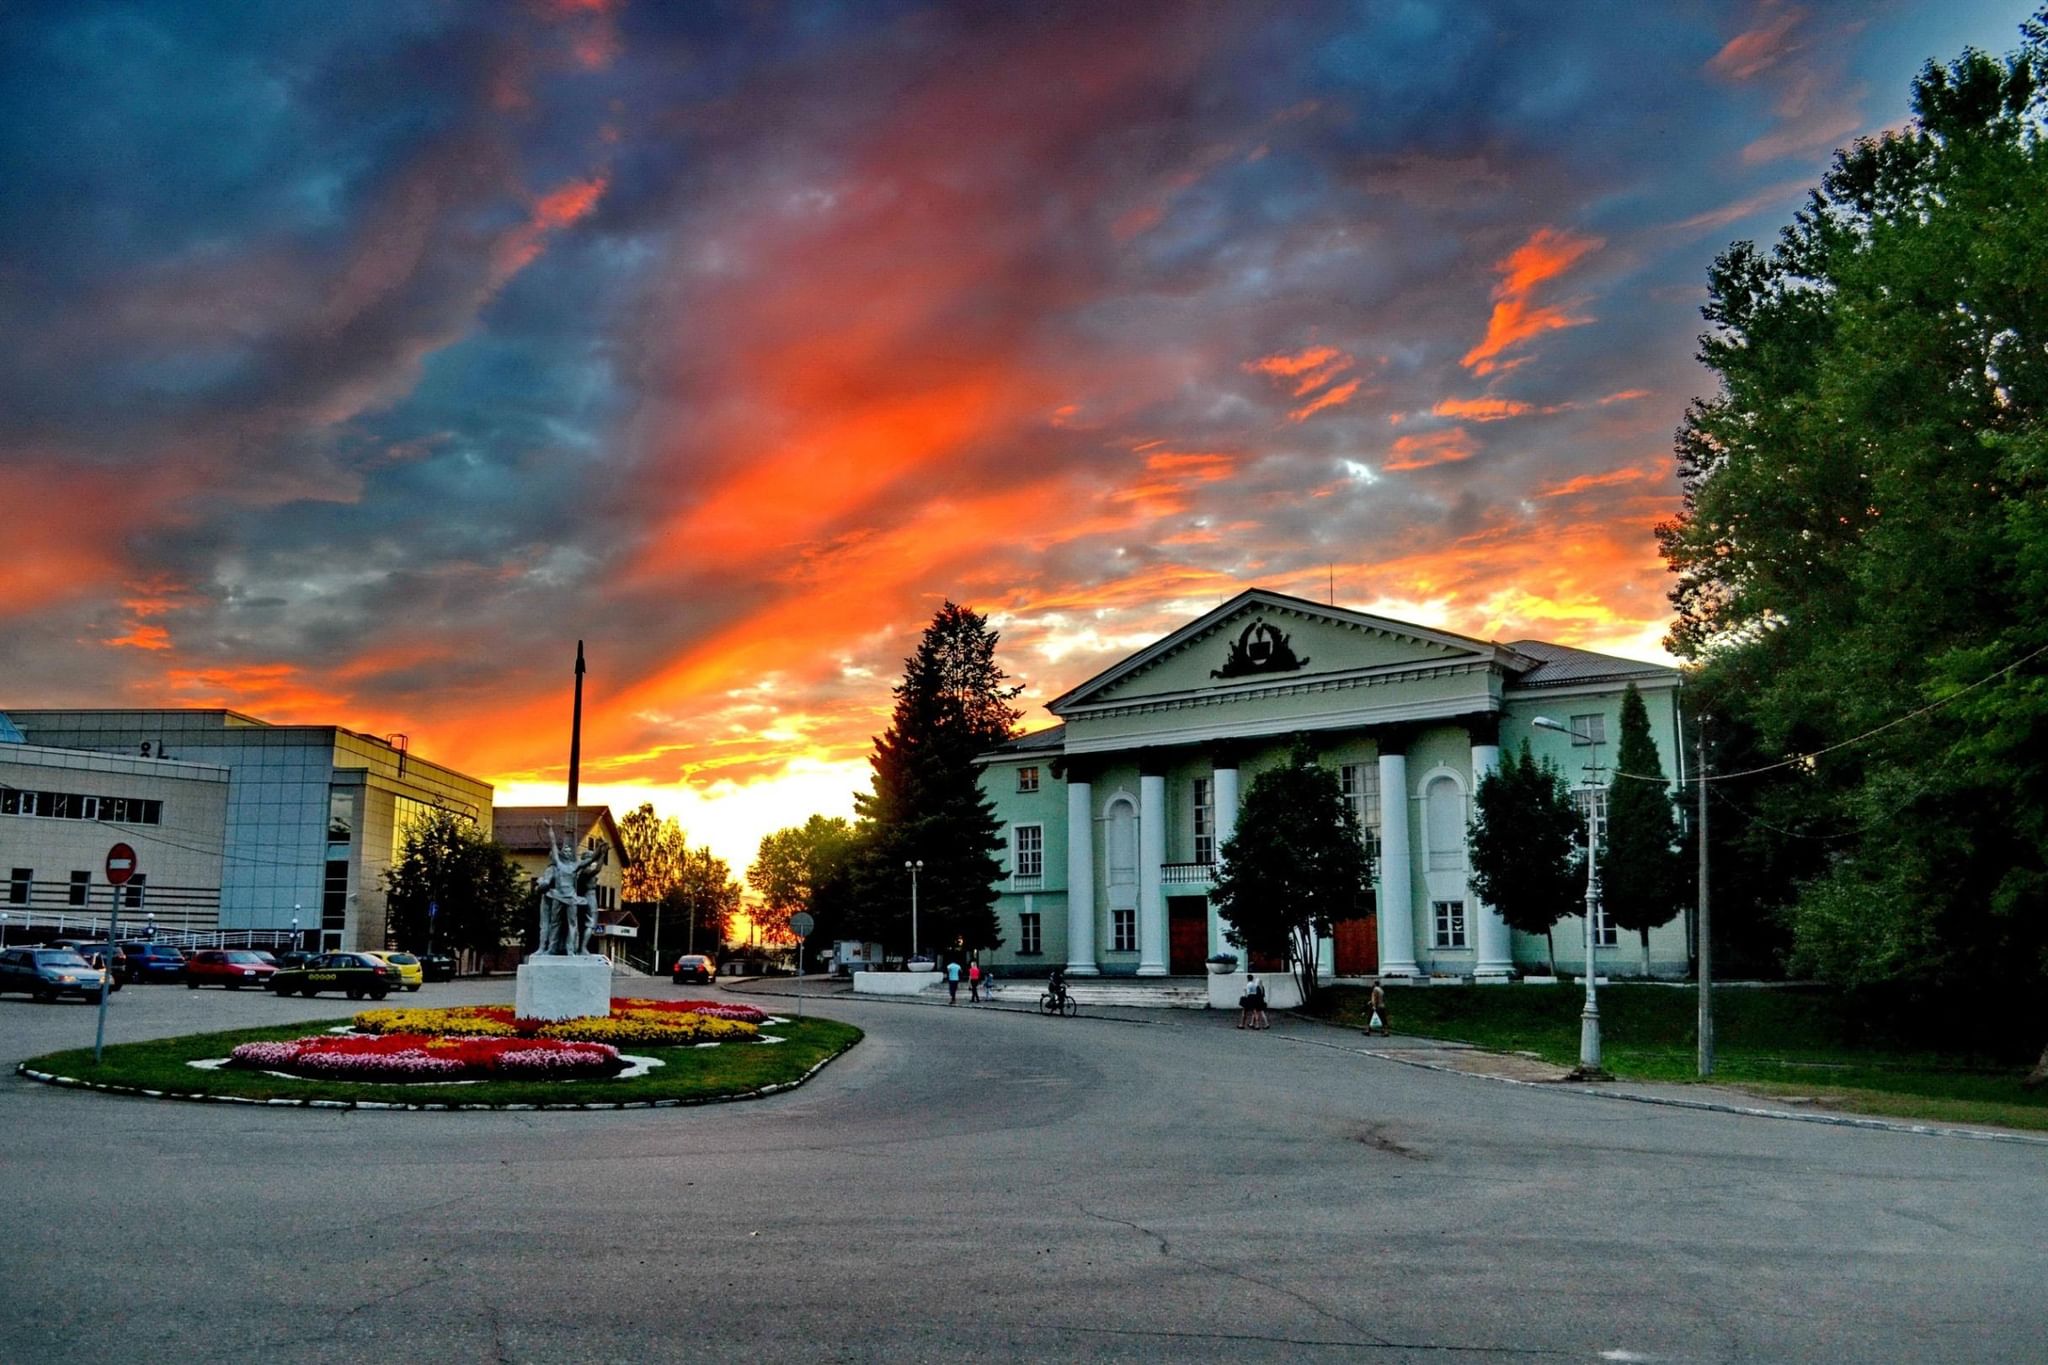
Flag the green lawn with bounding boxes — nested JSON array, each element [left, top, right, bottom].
[[1311, 983, 2048, 1132], [20, 1015, 861, 1109]]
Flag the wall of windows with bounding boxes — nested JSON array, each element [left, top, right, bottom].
[[0, 788, 163, 824]]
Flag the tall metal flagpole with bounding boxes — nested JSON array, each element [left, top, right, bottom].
[[568, 639, 586, 810], [566, 641, 585, 952]]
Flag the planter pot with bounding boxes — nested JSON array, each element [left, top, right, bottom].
[[1205, 960, 1238, 975]]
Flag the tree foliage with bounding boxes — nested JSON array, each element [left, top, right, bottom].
[[847, 602, 1020, 955], [749, 815, 857, 944], [1209, 744, 1371, 1002], [617, 801, 740, 966], [383, 807, 523, 957], [1602, 685, 1688, 976], [1654, 17, 2048, 1068], [1467, 740, 1582, 970]]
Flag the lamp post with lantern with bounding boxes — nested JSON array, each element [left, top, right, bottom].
[[904, 859, 924, 960], [1532, 715, 1609, 1079]]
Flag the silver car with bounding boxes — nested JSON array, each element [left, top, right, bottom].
[[0, 947, 110, 1002]]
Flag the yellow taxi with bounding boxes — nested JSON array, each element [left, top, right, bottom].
[[361, 950, 425, 991]]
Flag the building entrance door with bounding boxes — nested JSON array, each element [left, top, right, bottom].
[[1167, 898, 1207, 974], [1333, 915, 1378, 977]]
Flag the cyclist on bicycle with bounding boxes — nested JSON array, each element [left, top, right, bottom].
[[1048, 965, 1068, 1000]]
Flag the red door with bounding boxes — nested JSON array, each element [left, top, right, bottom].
[[1334, 915, 1378, 977], [1168, 898, 1208, 974]]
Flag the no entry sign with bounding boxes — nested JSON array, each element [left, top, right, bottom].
[[105, 842, 138, 886]]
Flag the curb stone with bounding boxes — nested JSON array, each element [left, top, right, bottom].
[[1277, 1028, 2048, 1148], [12, 1037, 855, 1113]]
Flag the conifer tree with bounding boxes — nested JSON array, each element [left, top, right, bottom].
[[1602, 685, 1686, 976], [848, 602, 1020, 955]]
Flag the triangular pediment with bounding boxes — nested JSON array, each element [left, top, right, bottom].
[[1050, 589, 1509, 713]]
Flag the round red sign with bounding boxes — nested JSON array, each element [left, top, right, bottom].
[[105, 842, 138, 886]]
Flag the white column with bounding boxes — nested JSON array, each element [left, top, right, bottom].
[[1211, 765, 1240, 955], [1376, 751, 1420, 977], [1469, 741, 1514, 981], [1065, 781, 1098, 975], [1137, 772, 1168, 976]]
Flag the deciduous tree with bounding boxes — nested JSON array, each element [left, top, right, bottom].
[[1209, 744, 1371, 1003], [383, 807, 522, 959], [749, 814, 857, 945], [1467, 740, 1582, 972]]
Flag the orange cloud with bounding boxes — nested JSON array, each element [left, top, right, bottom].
[[1432, 396, 1534, 422], [1707, 7, 1804, 82], [1536, 464, 1658, 497], [1246, 345, 1345, 379], [106, 624, 171, 651], [1461, 227, 1601, 375], [1384, 427, 1477, 472], [1289, 378, 1360, 423], [492, 175, 609, 277]]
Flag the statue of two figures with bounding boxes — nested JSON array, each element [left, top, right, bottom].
[[535, 821, 610, 956]]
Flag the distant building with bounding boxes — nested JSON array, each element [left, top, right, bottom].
[[0, 709, 491, 950], [976, 589, 1689, 981], [492, 805, 632, 958]]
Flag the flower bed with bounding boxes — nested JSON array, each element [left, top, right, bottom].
[[353, 999, 763, 1047], [228, 1033, 624, 1083]]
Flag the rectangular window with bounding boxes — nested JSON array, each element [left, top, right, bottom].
[[1593, 901, 1619, 948], [9, 869, 31, 904], [1433, 899, 1467, 948], [323, 860, 349, 933], [1571, 714, 1607, 746], [1019, 911, 1042, 955], [1016, 766, 1039, 793], [69, 871, 90, 907], [1573, 786, 1610, 829], [80, 796, 98, 819], [48, 792, 72, 819], [124, 874, 147, 909], [1339, 763, 1383, 865], [0, 789, 16, 815], [1192, 777, 1215, 865], [328, 789, 354, 844], [1014, 825, 1043, 880], [1111, 908, 1137, 953]]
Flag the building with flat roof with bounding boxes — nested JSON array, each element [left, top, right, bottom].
[[976, 589, 1689, 981], [1, 710, 492, 951]]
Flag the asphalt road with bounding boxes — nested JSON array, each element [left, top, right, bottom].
[[2, 976, 2043, 1363]]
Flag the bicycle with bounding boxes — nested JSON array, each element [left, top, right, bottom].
[[1039, 982, 1078, 1017]]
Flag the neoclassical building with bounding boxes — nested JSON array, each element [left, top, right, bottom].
[[977, 589, 1689, 981]]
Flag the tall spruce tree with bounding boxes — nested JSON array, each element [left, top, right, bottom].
[[1601, 685, 1686, 977], [1467, 740, 1581, 971], [1654, 17, 2048, 1076], [849, 602, 1020, 956]]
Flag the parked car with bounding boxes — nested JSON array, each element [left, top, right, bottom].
[[361, 950, 424, 991], [185, 949, 279, 990], [117, 943, 187, 983], [275, 951, 320, 971], [267, 952, 395, 1000], [54, 941, 125, 990], [0, 947, 110, 1002], [671, 954, 715, 985], [416, 951, 457, 983]]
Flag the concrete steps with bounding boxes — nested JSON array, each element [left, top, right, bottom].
[[985, 978, 1210, 1009]]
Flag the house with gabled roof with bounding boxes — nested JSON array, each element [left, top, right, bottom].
[[975, 588, 1689, 982]]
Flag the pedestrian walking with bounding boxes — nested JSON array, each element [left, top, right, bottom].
[[1249, 975, 1269, 1030], [1238, 973, 1265, 1029], [968, 960, 982, 1003], [945, 959, 961, 1004], [1367, 982, 1388, 1036]]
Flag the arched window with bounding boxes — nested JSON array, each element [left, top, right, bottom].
[[1425, 775, 1465, 871]]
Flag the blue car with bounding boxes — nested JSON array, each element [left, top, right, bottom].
[[0, 947, 112, 1002], [117, 942, 188, 983]]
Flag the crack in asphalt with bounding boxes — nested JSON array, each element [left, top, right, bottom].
[[1076, 1205, 1396, 1348]]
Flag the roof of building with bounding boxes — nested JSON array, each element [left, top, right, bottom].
[[492, 805, 632, 866], [987, 725, 1067, 756], [1504, 640, 1679, 689]]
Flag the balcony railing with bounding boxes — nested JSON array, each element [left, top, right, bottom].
[[1010, 873, 1044, 891], [1161, 861, 1216, 887]]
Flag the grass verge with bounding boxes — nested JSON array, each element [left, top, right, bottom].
[[19, 1014, 861, 1108], [1311, 983, 2048, 1133]]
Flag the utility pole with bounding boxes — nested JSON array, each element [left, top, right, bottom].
[[1697, 718, 1714, 1077]]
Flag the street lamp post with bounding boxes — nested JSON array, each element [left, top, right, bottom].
[[904, 860, 924, 959], [291, 907, 300, 953], [1532, 716, 1608, 1079]]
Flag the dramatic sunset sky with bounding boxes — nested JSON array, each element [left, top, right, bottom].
[[1, 0, 2034, 879]]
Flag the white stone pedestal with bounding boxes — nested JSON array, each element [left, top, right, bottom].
[[515, 954, 612, 1022]]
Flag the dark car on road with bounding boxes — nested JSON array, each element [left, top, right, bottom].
[[0, 947, 112, 1002], [186, 949, 279, 990], [267, 951, 395, 1000], [117, 942, 188, 983], [417, 951, 457, 983], [671, 954, 716, 985]]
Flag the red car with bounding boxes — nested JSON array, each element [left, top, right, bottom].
[[185, 949, 279, 990]]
